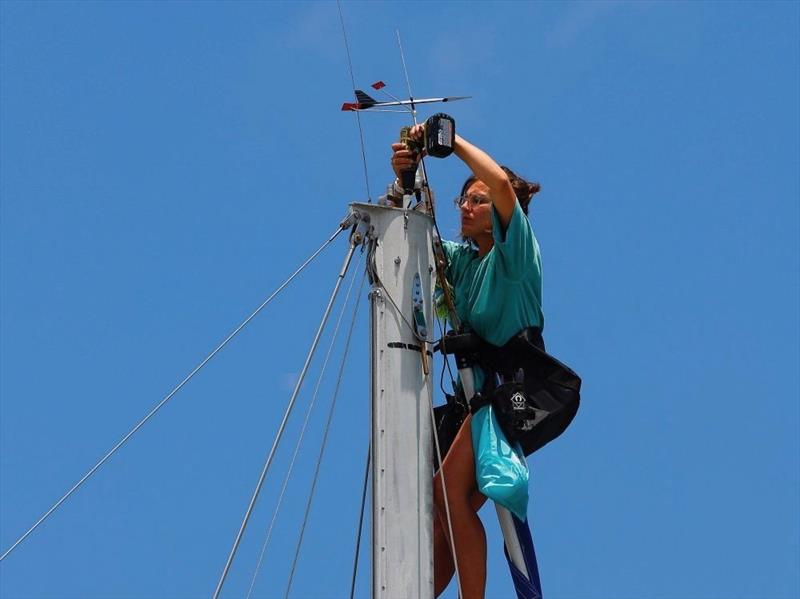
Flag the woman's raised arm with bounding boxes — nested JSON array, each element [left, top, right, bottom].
[[453, 134, 517, 229]]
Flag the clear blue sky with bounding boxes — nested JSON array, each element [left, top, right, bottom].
[[1, 2, 798, 598]]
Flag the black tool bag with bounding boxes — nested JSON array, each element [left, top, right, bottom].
[[490, 375, 548, 444], [478, 328, 582, 456]]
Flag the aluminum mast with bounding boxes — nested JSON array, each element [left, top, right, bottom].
[[350, 201, 435, 599]]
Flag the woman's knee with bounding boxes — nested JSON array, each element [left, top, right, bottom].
[[433, 473, 468, 514], [433, 465, 475, 513]]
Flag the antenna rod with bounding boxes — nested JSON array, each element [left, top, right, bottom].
[[338, 0, 373, 202], [396, 30, 417, 125]]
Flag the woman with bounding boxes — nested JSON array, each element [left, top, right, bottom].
[[391, 126, 545, 599]]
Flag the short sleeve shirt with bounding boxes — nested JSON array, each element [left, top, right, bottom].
[[441, 201, 543, 347]]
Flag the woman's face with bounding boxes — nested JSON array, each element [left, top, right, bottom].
[[459, 180, 493, 240]]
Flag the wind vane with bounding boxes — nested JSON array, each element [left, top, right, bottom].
[[341, 80, 470, 112]]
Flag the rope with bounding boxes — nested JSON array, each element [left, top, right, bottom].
[[349, 443, 370, 599], [421, 163, 464, 598], [428, 373, 464, 599], [0, 224, 347, 564], [245, 256, 363, 599], [337, 0, 372, 203], [212, 238, 358, 599], [284, 271, 367, 598]]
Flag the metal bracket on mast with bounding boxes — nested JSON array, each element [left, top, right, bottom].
[[349, 208, 372, 247]]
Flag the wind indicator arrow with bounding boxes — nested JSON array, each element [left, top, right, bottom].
[[341, 81, 470, 112]]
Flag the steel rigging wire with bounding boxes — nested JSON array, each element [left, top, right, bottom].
[[213, 232, 360, 599], [245, 256, 365, 599], [284, 270, 368, 599], [349, 443, 370, 599], [0, 222, 349, 563]]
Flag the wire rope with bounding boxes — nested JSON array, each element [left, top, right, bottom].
[[0, 223, 348, 564], [245, 255, 363, 599], [212, 237, 358, 599], [427, 373, 465, 599], [396, 30, 417, 122], [284, 271, 367, 599], [349, 443, 370, 599]]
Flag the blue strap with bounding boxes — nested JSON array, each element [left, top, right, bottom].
[[502, 514, 543, 599]]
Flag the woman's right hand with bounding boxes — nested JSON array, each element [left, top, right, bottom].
[[390, 143, 416, 181], [390, 124, 425, 180]]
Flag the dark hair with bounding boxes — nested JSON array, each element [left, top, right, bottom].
[[459, 166, 540, 215]]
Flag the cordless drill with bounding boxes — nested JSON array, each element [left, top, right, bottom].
[[398, 113, 455, 194]]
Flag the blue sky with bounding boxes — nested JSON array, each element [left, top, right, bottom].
[[1, 2, 798, 598]]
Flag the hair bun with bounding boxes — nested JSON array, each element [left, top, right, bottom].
[[501, 166, 540, 215]]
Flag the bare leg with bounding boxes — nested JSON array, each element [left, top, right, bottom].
[[433, 490, 489, 596], [433, 505, 455, 596], [433, 415, 489, 599]]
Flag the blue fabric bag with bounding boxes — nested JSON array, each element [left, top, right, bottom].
[[472, 404, 529, 520]]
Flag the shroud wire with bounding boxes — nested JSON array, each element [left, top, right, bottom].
[[0, 223, 348, 564], [284, 270, 368, 598], [213, 235, 359, 599], [349, 443, 370, 599], [245, 254, 364, 599], [337, 0, 372, 203]]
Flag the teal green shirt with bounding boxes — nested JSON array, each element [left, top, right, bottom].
[[442, 201, 544, 347]]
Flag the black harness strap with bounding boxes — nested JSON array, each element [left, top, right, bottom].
[[435, 328, 582, 456]]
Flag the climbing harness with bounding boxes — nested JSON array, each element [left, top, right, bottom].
[[437, 327, 581, 457], [434, 327, 582, 599]]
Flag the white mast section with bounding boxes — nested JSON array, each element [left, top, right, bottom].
[[350, 202, 435, 599]]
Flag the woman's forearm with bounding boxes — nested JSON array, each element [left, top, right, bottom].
[[454, 134, 516, 225], [453, 135, 506, 186]]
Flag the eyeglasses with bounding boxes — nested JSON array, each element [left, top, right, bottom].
[[454, 193, 492, 209]]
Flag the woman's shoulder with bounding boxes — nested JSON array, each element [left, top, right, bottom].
[[441, 238, 470, 255], [441, 239, 476, 280], [441, 239, 476, 264], [489, 202, 541, 275]]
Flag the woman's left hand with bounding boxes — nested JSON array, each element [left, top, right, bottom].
[[407, 123, 425, 144]]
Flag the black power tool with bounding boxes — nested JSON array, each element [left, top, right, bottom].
[[398, 113, 455, 193]]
